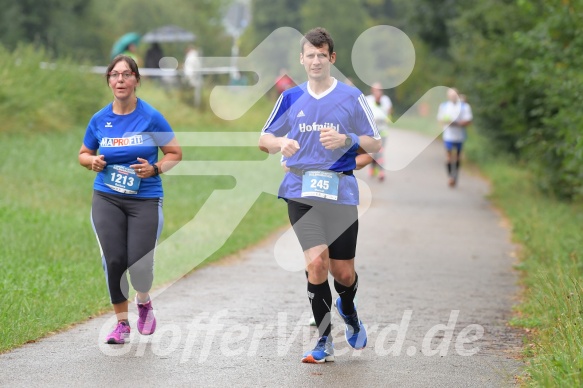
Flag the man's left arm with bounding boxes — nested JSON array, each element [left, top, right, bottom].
[[455, 103, 473, 127], [355, 153, 373, 170], [357, 135, 382, 154], [320, 129, 381, 154]]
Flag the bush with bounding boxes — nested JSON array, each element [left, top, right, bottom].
[[512, 2, 583, 200], [451, 0, 583, 201], [0, 43, 107, 134]]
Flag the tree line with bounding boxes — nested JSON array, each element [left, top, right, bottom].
[[244, 0, 582, 201], [0, 0, 234, 61], [1, 0, 580, 200]]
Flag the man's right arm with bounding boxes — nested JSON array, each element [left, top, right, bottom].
[[259, 134, 300, 157], [437, 103, 450, 126], [258, 134, 283, 154]]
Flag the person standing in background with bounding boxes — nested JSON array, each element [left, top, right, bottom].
[[184, 45, 203, 106], [145, 42, 163, 69], [122, 43, 141, 67]]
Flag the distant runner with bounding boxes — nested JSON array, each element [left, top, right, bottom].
[[437, 88, 473, 187]]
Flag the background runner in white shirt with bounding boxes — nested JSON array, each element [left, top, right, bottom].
[[437, 88, 473, 187], [365, 82, 392, 182]]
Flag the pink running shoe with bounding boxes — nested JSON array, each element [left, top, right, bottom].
[[136, 298, 157, 335], [106, 321, 130, 344]]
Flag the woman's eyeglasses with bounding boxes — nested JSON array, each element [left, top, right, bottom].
[[108, 71, 135, 80]]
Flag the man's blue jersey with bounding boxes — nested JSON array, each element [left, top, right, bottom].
[[83, 98, 175, 198], [262, 79, 380, 205]]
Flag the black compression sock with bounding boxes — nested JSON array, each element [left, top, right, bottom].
[[307, 280, 333, 337], [334, 273, 358, 316]]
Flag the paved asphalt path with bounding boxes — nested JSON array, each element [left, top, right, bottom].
[[0, 129, 523, 387]]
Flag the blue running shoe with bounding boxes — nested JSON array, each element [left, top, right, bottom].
[[335, 297, 367, 349], [301, 336, 334, 363]]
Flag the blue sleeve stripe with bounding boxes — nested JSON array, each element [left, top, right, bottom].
[[358, 94, 381, 139], [261, 94, 284, 133]]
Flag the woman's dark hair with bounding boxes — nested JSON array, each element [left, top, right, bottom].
[[105, 55, 141, 85], [300, 27, 334, 55]]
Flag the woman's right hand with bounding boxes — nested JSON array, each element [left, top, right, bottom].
[[91, 155, 107, 172]]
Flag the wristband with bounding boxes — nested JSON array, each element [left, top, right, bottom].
[[347, 133, 360, 152], [152, 164, 160, 176]]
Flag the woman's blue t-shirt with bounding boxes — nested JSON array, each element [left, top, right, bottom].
[[83, 98, 175, 198]]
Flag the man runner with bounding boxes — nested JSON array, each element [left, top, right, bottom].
[[258, 27, 381, 363]]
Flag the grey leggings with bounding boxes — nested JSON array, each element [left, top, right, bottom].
[[91, 190, 163, 304]]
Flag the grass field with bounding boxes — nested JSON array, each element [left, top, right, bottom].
[[464, 131, 583, 386], [0, 82, 288, 353]]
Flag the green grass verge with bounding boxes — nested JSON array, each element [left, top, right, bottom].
[[0, 44, 107, 134], [0, 83, 288, 352], [464, 130, 583, 386]]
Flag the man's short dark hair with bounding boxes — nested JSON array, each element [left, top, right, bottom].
[[301, 27, 334, 55]]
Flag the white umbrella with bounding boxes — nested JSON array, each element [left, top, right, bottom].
[[142, 25, 196, 43]]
